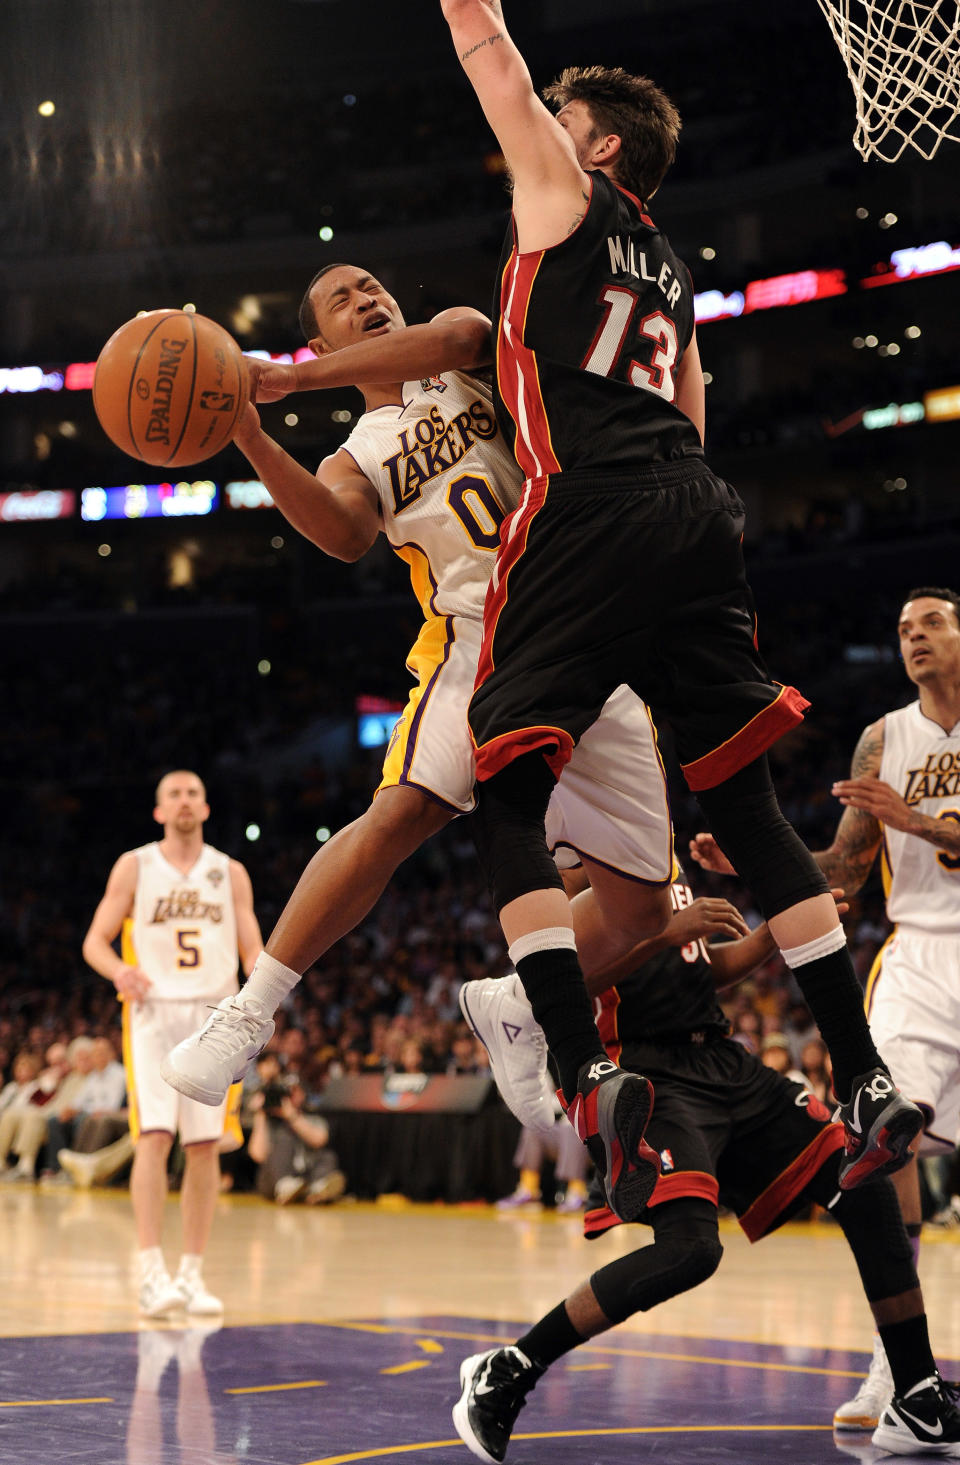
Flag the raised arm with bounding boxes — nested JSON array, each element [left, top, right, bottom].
[[439, 0, 589, 250], [249, 310, 493, 403], [233, 407, 380, 562]]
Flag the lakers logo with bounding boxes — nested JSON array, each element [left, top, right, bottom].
[[903, 750, 960, 804]]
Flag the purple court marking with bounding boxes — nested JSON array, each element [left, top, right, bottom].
[[0, 1316, 952, 1464]]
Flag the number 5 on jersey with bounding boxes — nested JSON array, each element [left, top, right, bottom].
[[176, 929, 201, 968]]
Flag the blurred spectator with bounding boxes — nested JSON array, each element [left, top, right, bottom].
[[248, 1074, 345, 1206], [39, 1036, 96, 1177], [799, 1038, 833, 1105], [0, 1041, 71, 1183], [498, 1103, 590, 1214], [447, 1026, 488, 1075], [53, 1035, 128, 1182], [0, 1051, 44, 1176], [760, 1033, 807, 1087]]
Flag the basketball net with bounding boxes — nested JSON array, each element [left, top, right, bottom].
[[817, 0, 960, 161]]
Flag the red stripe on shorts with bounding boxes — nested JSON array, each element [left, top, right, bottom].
[[681, 685, 810, 791]]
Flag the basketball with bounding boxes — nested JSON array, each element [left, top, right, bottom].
[[92, 309, 248, 468]]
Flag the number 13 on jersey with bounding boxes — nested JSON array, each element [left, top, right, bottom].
[[582, 287, 679, 403]]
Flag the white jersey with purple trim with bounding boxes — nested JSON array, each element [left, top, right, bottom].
[[128, 842, 239, 1001], [880, 701, 960, 933], [339, 370, 522, 619]]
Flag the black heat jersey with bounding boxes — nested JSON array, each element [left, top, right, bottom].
[[492, 170, 703, 477], [595, 879, 732, 1057]]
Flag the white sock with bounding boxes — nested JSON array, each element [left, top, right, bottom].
[[139, 1245, 166, 1279], [508, 927, 577, 965], [177, 1252, 203, 1278], [779, 926, 846, 967], [238, 952, 300, 1015]]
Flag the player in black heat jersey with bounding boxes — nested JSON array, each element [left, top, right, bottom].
[[452, 872, 960, 1465], [439, 1, 921, 1209]]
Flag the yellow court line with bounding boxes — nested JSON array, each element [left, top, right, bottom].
[[0, 1397, 114, 1409], [295, 1321, 868, 1380], [415, 1339, 443, 1354], [380, 1361, 432, 1375], [566, 1363, 611, 1371], [307, 1423, 835, 1464], [225, 1381, 327, 1395], [288, 1318, 960, 1371]]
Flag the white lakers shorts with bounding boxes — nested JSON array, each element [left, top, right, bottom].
[[378, 615, 673, 883], [866, 927, 960, 1152], [124, 997, 239, 1146]]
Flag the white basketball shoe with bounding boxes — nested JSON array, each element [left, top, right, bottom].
[[139, 1267, 184, 1320], [173, 1266, 224, 1316], [834, 1335, 894, 1430], [459, 975, 556, 1134], [160, 994, 274, 1106]]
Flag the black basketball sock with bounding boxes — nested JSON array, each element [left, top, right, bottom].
[[781, 946, 883, 1102], [517, 1301, 583, 1370], [878, 1313, 938, 1398], [514, 947, 606, 1103]]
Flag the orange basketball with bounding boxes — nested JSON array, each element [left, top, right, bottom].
[[93, 309, 248, 468]]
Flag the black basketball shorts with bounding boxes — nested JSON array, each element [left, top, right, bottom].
[[469, 460, 808, 790], [583, 1036, 844, 1243]]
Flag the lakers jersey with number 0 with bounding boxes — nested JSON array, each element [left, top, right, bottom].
[[880, 702, 960, 933], [127, 842, 239, 1001], [339, 370, 522, 620]]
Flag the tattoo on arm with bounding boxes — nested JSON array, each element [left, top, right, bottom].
[[814, 721, 884, 890], [915, 816, 960, 858], [850, 721, 884, 780], [564, 189, 591, 238], [815, 808, 882, 891], [461, 31, 504, 62]]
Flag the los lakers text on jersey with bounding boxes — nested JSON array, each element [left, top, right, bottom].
[[880, 703, 960, 929], [341, 369, 521, 622], [381, 396, 499, 513], [902, 748, 960, 804], [149, 890, 225, 924], [128, 843, 239, 1000]]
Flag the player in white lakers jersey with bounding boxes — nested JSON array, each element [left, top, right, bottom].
[[164, 264, 674, 1113], [82, 770, 262, 1318], [691, 586, 960, 1428]]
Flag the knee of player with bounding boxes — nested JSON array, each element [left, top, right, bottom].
[[682, 1233, 724, 1287]]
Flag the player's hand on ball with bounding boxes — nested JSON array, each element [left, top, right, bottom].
[[246, 358, 297, 403], [688, 833, 736, 876], [672, 897, 749, 946], [113, 964, 152, 1002]]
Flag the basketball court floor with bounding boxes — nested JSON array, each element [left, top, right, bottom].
[[1, 1186, 957, 1464]]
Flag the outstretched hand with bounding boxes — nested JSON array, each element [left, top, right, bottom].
[[671, 897, 750, 946], [832, 777, 916, 833], [687, 833, 736, 876]]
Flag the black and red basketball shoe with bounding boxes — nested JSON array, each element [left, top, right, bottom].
[[561, 1058, 659, 1222], [837, 1067, 924, 1190]]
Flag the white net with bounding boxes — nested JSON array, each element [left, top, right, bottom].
[[817, 0, 960, 161]]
